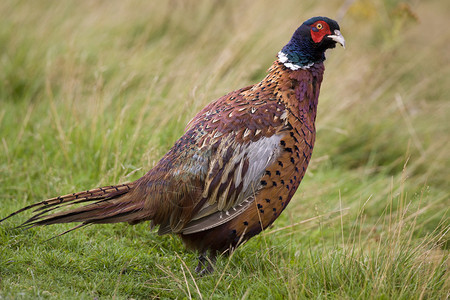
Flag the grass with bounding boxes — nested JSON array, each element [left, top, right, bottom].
[[0, 0, 449, 298]]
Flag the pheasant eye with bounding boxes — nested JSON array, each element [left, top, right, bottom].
[[316, 23, 323, 30]]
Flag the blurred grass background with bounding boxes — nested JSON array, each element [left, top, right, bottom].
[[0, 0, 448, 299]]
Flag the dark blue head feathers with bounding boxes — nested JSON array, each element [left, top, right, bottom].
[[279, 16, 344, 70], [303, 16, 340, 29]]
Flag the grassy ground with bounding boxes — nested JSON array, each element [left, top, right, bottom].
[[0, 0, 448, 299]]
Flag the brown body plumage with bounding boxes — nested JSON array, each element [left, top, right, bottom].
[[1, 16, 344, 273]]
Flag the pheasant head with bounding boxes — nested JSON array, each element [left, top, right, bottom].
[[278, 16, 345, 70]]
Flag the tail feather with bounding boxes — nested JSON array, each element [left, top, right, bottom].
[[45, 223, 89, 241], [0, 182, 148, 231], [34, 198, 144, 226]]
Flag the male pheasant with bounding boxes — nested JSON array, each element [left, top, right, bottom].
[[1, 16, 344, 274]]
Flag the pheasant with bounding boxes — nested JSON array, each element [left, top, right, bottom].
[[1, 16, 344, 274]]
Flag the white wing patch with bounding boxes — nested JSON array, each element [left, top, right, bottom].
[[181, 133, 284, 234], [234, 134, 282, 194]]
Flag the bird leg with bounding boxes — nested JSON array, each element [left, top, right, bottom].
[[195, 251, 216, 275]]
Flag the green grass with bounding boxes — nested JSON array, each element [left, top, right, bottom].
[[0, 0, 449, 299]]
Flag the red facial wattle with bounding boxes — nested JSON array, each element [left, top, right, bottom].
[[310, 21, 331, 43]]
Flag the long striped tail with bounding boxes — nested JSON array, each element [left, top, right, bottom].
[[0, 182, 149, 235]]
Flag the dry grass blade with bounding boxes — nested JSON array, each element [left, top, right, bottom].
[[262, 208, 349, 236], [176, 253, 203, 300]]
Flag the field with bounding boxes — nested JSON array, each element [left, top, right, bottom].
[[0, 0, 449, 299]]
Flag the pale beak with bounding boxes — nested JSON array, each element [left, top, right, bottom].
[[328, 30, 345, 49]]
